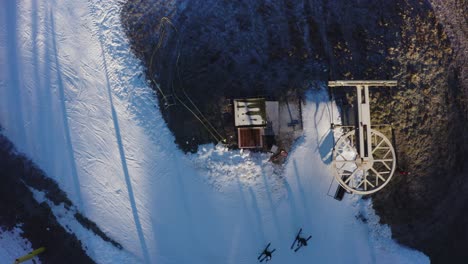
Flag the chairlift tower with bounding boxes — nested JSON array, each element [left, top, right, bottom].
[[329, 80, 397, 195]]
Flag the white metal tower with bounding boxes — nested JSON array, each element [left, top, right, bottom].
[[329, 80, 397, 195]]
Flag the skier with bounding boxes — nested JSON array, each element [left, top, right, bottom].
[[297, 236, 309, 247], [258, 243, 275, 262], [262, 249, 272, 262], [291, 228, 312, 252]]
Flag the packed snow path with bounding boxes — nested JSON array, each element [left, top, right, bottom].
[[0, 0, 429, 263]]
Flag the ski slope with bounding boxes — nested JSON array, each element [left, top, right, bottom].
[[0, 0, 429, 263]]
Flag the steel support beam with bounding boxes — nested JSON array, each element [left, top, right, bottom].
[[328, 80, 397, 87]]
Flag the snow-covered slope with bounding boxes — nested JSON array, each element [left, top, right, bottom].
[[0, 0, 429, 263], [0, 227, 40, 264]]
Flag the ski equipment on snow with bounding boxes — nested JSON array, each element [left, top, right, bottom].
[[291, 228, 312, 252], [258, 243, 275, 262], [291, 228, 302, 249]]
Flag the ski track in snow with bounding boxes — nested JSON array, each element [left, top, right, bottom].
[[0, 0, 429, 263]]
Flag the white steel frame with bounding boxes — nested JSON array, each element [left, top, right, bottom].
[[329, 80, 397, 195]]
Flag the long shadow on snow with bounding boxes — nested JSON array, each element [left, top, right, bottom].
[[234, 173, 264, 245], [3, 0, 26, 145], [260, 166, 284, 241], [280, 176, 302, 228], [50, 11, 84, 212], [292, 157, 313, 224], [41, 5, 60, 183], [31, 0, 54, 171], [318, 130, 334, 165], [171, 161, 199, 263], [313, 87, 335, 165], [98, 30, 151, 264], [248, 187, 267, 244]]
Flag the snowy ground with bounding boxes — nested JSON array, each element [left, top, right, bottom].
[[0, 0, 429, 263], [0, 227, 40, 264]]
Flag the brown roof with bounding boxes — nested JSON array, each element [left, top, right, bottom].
[[238, 127, 264, 148]]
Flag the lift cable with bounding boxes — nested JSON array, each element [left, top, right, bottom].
[[166, 18, 225, 142], [174, 53, 226, 142], [149, 17, 226, 143], [148, 17, 173, 106]]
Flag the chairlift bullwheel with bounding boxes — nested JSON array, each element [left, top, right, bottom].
[[332, 129, 396, 195]]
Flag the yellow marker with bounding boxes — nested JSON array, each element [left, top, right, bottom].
[[14, 247, 46, 264]]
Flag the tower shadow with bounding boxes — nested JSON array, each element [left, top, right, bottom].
[[97, 29, 151, 263]]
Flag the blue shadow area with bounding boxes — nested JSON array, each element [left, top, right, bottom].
[[318, 130, 334, 165], [3, 0, 26, 145]]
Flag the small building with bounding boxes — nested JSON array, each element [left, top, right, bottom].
[[230, 95, 302, 151], [234, 98, 267, 149]]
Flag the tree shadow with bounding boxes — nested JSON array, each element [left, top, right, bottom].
[[233, 173, 265, 244], [3, 0, 26, 145], [292, 159, 312, 222], [280, 176, 301, 223], [32, 0, 54, 172], [173, 160, 199, 248], [248, 187, 266, 243], [260, 166, 283, 240], [50, 11, 83, 211]]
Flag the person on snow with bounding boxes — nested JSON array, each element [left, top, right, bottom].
[[262, 248, 273, 261], [297, 236, 309, 247]]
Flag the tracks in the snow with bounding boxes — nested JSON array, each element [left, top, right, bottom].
[[84, 1, 152, 263]]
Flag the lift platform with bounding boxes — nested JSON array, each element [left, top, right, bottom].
[[329, 80, 397, 195]]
